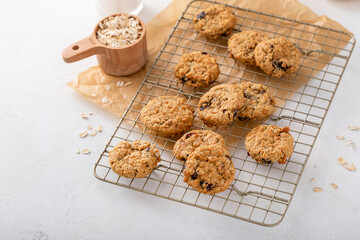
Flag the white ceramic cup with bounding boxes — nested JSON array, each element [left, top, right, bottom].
[[94, 0, 144, 17]]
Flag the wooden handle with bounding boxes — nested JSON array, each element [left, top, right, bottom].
[[62, 36, 103, 63]]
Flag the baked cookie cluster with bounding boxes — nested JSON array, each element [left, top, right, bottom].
[[228, 31, 301, 78], [124, 3, 297, 189], [197, 82, 275, 127]]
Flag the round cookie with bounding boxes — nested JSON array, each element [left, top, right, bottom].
[[109, 140, 161, 178], [173, 130, 226, 162], [198, 83, 246, 127], [228, 31, 269, 66], [254, 38, 301, 78], [245, 125, 294, 164], [175, 51, 220, 88], [193, 4, 237, 39], [183, 144, 235, 195], [237, 81, 275, 120], [141, 96, 194, 136]]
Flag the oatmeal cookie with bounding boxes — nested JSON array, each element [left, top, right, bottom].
[[183, 144, 235, 194], [237, 81, 275, 120], [245, 125, 294, 164], [254, 38, 301, 78], [109, 140, 161, 178], [175, 51, 220, 87], [228, 31, 269, 66], [198, 83, 246, 127], [173, 130, 226, 162], [141, 96, 194, 136], [193, 4, 237, 39]]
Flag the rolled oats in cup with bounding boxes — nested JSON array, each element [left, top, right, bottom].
[[96, 14, 143, 48]]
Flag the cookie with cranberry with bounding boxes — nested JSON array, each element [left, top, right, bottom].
[[193, 4, 237, 39], [237, 81, 275, 120], [141, 96, 194, 136], [175, 51, 220, 87], [173, 129, 226, 162], [245, 125, 294, 164], [198, 83, 246, 127], [254, 38, 301, 77], [109, 140, 161, 178], [183, 144, 235, 194], [228, 31, 269, 66]]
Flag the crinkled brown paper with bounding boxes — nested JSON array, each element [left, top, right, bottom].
[[67, 0, 351, 117]]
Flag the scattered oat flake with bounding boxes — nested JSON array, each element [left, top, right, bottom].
[[117, 81, 124, 87], [105, 85, 111, 91], [82, 148, 91, 154], [90, 129, 98, 137], [344, 163, 356, 171], [346, 140, 355, 147], [348, 125, 359, 130], [313, 187, 323, 192], [87, 125, 93, 130], [91, 93, 97, 97], [124, 93, 126, 99], [146, 85, 152, 89], [98, 125, 103, 132], [81, 113, 88, 119], [79, 131, 88, 138], [310, 178, 315, 183], [331, 183, 338, 189], [336, 136, 344, 140], [89, 112, 94, 116], [102, 98, 109, 104], [76, 149, 80, 154], [337, 157, 346, 165], [123, 82, 132, 87]]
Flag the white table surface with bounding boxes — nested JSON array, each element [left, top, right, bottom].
[[1, 0, 359, 239]]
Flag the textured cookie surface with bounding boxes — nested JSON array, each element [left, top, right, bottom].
[[237, 82, 275, 120], [193, 4, 237, 39], [198, 84, 246, 127], [109, 140, 161, 178], [173, 130, 226, 162], [175, 51, 220, 88], [254, 38, 301, 77], [141, 96, 194, 136], [183, 144, 235, 194], [228, 31, 269, 66], [245, 125, 294, 164]]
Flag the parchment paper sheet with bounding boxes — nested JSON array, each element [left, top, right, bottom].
[[67, 0, 351, 118]]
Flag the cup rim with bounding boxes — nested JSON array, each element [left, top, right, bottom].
[[92, 13, 146, 50]]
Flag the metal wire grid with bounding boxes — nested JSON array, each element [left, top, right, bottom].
[[94, 0, 355, 226]]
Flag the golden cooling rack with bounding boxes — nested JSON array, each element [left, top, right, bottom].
[[93, 0, 355, 226]]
